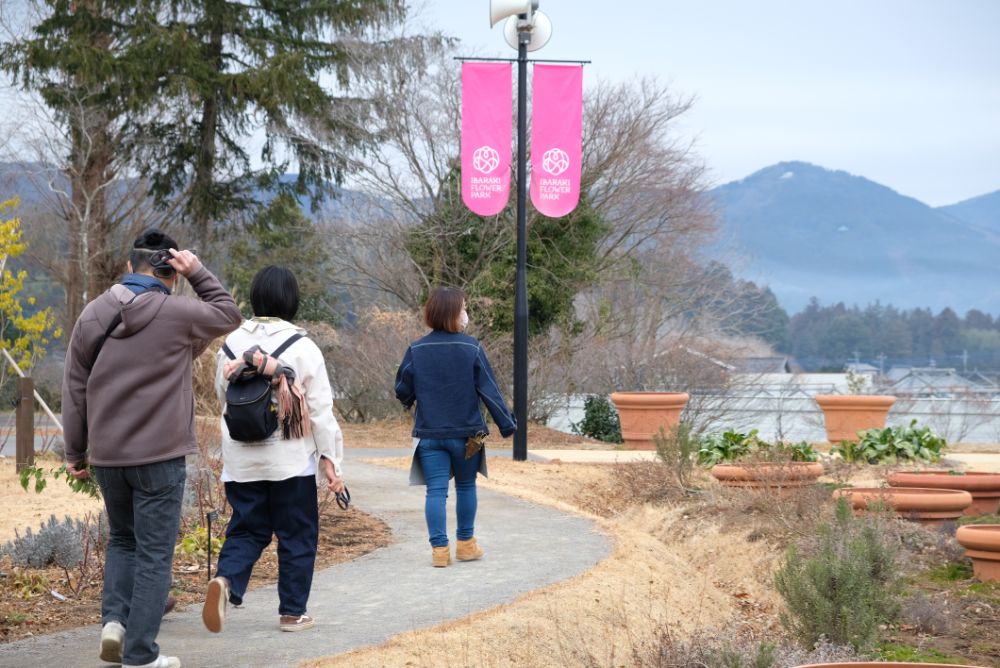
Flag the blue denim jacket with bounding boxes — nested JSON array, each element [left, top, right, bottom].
[[395, 330, 516, 439]]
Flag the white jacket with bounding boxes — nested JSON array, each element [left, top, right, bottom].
[[215, 318, 344, 482]]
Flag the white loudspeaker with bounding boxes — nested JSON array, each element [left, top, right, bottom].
[[503, 10, 552, 51], [490, 0, 539, 27]]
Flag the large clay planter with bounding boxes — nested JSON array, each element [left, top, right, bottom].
[[832, 487, 972, 526], [609, 392, 689, 450], [888, 471, 1000, 515], [814, 394, 896, 442], [794, 663, 989, 668], [711, 462, 824, 491], [956, 524, 1000, 582]]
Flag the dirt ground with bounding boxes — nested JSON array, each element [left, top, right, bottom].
[[0, 455, 105, 542]]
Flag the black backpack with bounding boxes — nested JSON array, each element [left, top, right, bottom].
[[221, 334, 303, 442]]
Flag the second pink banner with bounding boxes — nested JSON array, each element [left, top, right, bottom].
[[530, 64, 583, 218]]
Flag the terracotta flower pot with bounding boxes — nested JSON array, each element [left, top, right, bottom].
[[609, 392, 689, 450], [814, 394, 896, 443], [832, 487, 973, 526], [956, 524, 1000, 582], [888, 471, 1000, 515], [711, 462, 824, 490], [794, 663, 989, 668]]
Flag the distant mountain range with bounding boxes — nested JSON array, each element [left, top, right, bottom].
[[7, 159, 1000, 317], [0, 162, 373, 222], [707, 161, 1000, 315]]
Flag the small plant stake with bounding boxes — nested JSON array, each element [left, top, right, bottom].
[[206, 509, 219, 582]]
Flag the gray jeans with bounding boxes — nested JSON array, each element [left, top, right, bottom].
[[93, 457, 186, 665]]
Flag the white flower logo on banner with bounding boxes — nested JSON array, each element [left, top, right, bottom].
[[472, 146, 501, 174], [541, 148, 570, 176]]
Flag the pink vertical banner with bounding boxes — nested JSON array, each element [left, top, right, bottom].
[[461, 62, 512, 216], [530, 64, 583, 217]]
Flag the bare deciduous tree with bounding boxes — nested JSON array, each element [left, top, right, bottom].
[[321, 38, 776, 423], [2, 94, 186, 332]]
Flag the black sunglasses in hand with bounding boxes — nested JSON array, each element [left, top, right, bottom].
[[335, 485, 351, 510]]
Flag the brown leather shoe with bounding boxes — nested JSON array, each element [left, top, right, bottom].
[[432, 545, 452, 567], [456, 537, 484, 562]]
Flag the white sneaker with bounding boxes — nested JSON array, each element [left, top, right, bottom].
[[123, 655, 182, 668], [99, 620, 125, 663]]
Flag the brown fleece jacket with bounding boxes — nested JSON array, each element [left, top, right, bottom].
[[61, 265, 241, 467]]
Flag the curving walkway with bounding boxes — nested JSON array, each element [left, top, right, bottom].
[[0, 449, 611, 668]]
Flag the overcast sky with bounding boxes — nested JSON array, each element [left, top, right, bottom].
[[1, 1, 996, 207], [413, 0, 1000, 206]]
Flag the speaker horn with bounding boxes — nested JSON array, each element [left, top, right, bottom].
[[490, 0, 538, 27], [503, 10, 552, 51]]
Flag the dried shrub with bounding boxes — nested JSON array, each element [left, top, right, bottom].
[[193, 336, 224, 416], [66, 511, 109, 598], [567, 462, 679, 518], [696, 479, 832, 544], [581, 625, 864, 668], [774, 498, 904, 650], [745, 482, 831, 539], [314, 309, 425, 422], [901, 591, 958, 635], [185, 416, 227, 521], [887, 517, 969, 568], [612, 461, 681, 507], [654, 424, 697, 490]]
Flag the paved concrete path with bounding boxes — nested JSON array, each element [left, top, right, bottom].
[[0, 450, 611, 668]]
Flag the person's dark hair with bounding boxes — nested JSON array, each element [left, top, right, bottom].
[[424, 286, 466, 333], [250, 266, 299, 321], [129, 228, 178, 273]]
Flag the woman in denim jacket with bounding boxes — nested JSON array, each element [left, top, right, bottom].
[[394, 287, 516, 567]]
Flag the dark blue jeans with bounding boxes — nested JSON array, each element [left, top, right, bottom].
[[92, 457, 186, 666], [216, 475, 319, 616], [417, 438, 482, 548]]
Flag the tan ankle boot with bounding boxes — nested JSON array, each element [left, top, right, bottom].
[[432, 545, 452, 567], [456, 537, 484, 562]]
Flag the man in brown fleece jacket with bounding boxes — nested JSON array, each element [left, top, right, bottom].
[[62, 229, 241, 668]]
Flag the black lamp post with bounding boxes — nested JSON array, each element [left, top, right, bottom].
[[513, 26, 530, 462], [490, 1, 551, 461]]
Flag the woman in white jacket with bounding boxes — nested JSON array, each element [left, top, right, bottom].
[[202, 266, 345, 635]]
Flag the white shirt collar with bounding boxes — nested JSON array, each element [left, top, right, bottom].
[[238, 318, 305, 335]]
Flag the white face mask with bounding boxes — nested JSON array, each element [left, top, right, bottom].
[[459, 309, 469, 330]]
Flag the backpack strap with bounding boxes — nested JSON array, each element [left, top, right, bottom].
[[271, 333, 303, 359], [87, 312, 123, 370], [221, 332, 302, 363]]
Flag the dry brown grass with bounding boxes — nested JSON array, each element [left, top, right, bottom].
[[340, 419, 610, 450], [192, 338, 224, 416], [299, 458, 786, 668]]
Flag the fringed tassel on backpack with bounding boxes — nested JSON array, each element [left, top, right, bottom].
[[225, 346, 312, 440], [274, 373, 311, 440]]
